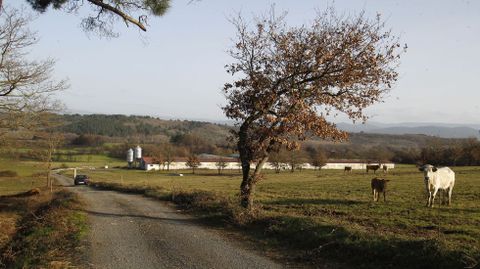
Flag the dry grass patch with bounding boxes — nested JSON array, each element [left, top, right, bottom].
[[0, 190, 88, 269]]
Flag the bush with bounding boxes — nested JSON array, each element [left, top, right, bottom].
[[18, 150, 43, 161], [30, 172, 48, 179], [0, 170, 18, 177], [70, 134, 105, 147]]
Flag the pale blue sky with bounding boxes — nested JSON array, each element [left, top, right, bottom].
[[10, 0, 480, 124]]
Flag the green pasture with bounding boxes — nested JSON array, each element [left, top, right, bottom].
[[53, 154, 124, 168], [0, 159, 46, 195], [76, 165, 480, 268]]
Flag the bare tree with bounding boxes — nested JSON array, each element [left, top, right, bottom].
[[162, 143, 174, 171], [268, 151, 286, 173], [306, 145, 327, 170], [33, 113, 65, 192], [185, 153, 200, 174], [223, 8, 404, 209], [41, 131, 64, 192], [147, 145, 164, 168], [215, 158, 227, 175], [311, 150, 328, 171], [287, 150, 308, 173], [0, 7, 66, 138], [0, 8, 65, 191]]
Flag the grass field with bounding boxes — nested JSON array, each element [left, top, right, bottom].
[[54, 152, 125, 167], [73, 165, 480, 268], [0, 159, 47, 196]]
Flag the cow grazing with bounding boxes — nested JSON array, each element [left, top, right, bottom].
[[419, 164, 455, 207], [366, 164, 380, 174], [371, 178, 390, 202], [344, 166, 352, 173]]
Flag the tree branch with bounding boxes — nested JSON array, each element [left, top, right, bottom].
[[87, 0, 147, 31]]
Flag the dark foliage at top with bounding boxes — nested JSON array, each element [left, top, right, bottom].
[[26, 0, 68, 12], [22, 0, 171, 36]]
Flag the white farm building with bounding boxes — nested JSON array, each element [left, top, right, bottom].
[[139, 155, 394, 171], [140, 156, 240, 171], [321, 159, 395, 170]]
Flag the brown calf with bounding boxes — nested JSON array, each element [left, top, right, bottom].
[[344, 166, 352, 173], [371, 178, 390, 202], [366, 165, 380, 174]]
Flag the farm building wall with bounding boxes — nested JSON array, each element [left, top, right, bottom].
[[144, 164, 161, 171], [161, 161, 240, 170], [143, 161, 394, 171], [322, 163, 395, 169]]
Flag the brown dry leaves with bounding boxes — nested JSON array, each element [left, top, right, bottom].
[[224, 8, 404, 161]]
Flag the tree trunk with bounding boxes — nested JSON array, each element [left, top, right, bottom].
[[240, 156, 268, 209], [238, 123, 250, 208], [46, 147, 53, 192], [239, 158, 252, 209], [238, 122, 270, 210]]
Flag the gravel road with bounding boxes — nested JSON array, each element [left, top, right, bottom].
[[55, 174, 283, 269]]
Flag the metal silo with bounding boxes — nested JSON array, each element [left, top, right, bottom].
[[134, 145, 142, 160], [127, 148, 134, 168], [127, 148, 134, 163]]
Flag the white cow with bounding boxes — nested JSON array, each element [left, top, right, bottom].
[[419, 164, 455, 207]]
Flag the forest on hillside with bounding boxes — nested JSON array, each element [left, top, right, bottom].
[[59, 114, 233, 144]]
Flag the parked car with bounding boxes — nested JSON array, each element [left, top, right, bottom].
[[74, 174, 89, 185]]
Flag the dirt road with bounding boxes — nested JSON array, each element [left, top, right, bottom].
[[55, 174, 282, 269]]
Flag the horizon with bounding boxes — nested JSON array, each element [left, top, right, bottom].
[[60, 111, 480, 129]]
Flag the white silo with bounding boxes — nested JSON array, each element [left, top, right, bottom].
[[127, 148, 134, 168], [134, 145, 142, 160]]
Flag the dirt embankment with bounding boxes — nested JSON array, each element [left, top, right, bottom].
[[0, 189, 87, 269]]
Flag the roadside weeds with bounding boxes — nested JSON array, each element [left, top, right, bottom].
[[0, 189, 88, 269]]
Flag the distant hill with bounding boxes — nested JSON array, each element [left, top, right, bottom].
[[59, 114, 233, 144], [337, 122, 480, 139], [58, 114, 479, 149]]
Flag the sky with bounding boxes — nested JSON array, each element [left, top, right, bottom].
[[8, 0, 480, 124]]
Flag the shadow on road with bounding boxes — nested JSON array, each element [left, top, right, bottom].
[[81, 209, 197, 226]]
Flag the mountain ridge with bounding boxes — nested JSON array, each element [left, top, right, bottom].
[[336, 122, 480, 139]]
